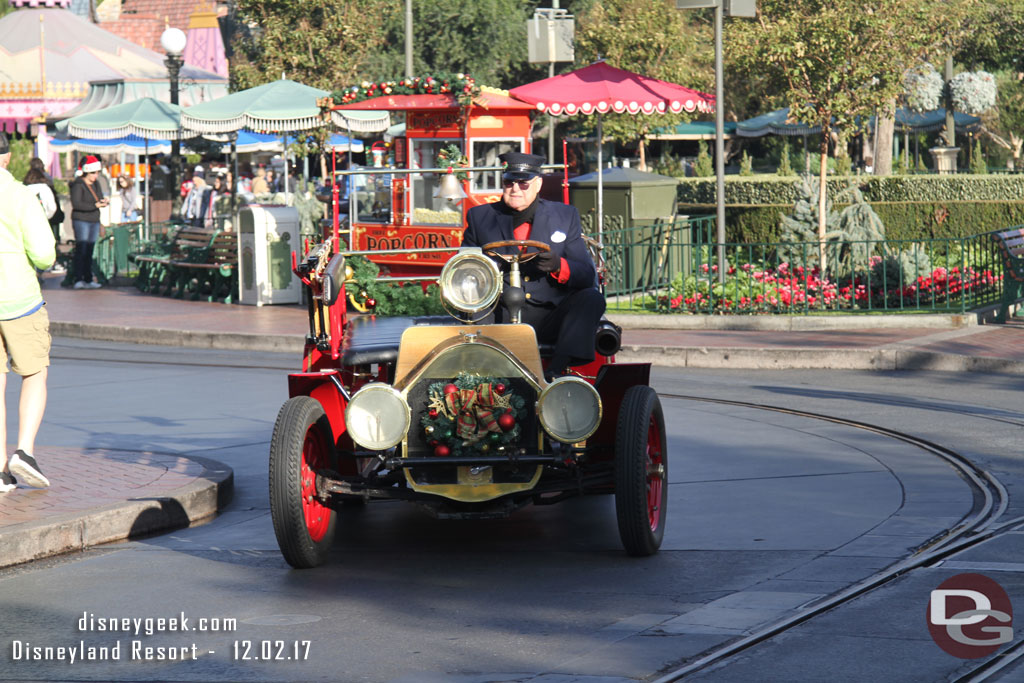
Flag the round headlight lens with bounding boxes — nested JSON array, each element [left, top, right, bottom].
[[440, 250, 501, 313], [345, 384, 410, 450], [538, 377, 602, 443]]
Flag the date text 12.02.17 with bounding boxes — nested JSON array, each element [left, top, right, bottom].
[[233, 640, 310, 661]]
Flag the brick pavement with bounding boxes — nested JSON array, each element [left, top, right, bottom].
[[0, 447, 205, 527]]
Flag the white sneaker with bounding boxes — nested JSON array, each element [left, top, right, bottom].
[[50, 264, 66, 274], [86, 281, 102, 289], [0, 471, 15, 493], [73, 280, 87, 289], [9, 450, 49, 489]]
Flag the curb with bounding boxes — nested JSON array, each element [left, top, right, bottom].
[[606, 311, 985, 331], [0, 455, 233, 569], [51, 322, 305, 354], [49, 316, 1022, 374], [617, 345, 1024, 375]]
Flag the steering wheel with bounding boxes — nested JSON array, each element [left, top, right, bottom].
[[481, 239, 551, 265]]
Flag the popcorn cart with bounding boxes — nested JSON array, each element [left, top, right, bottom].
[[330, 87, 539, 278]]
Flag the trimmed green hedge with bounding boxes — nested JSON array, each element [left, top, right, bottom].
[[675, 175, 1024, 242], [679, 200, 1024, 243], [677, 174, 1024, 204]]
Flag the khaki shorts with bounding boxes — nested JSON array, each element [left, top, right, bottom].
[[0, 307, 51, 375]]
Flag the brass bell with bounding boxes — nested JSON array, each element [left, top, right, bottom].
[[433, 172, 467, 201]]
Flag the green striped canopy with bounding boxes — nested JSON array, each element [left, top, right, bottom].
[[181, 79, 389, 134], [57, 98, 183, 140]]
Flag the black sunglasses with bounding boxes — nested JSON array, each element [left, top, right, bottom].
[[502, 178, 534, 189]]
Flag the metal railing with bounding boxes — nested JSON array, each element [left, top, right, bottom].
[[600, 216, 1006, 315]]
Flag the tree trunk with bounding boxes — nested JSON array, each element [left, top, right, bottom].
[[818, 131, 829, 275], [861, 133, 873, 171], [874, 99, 896, 176], [638, 138, 647, 172]]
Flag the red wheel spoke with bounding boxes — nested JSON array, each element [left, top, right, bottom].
[[301, 427, 331, 541], [645, 415, 664, 531]]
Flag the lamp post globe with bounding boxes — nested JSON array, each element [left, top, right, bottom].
[[160, 27, 187, 57]]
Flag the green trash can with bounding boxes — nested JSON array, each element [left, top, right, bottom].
[[569, 167, 680, 292]]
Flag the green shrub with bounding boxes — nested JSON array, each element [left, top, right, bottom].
[[694, 141, 714, 177], [777, 141, 795, 176], [7, 138, 34, 181], [970, 139, 988, 175], [651, 153, 685, 177], [834, 155, 853, 175], [872, 247, 932, 287], [739, 150, 753, 176]]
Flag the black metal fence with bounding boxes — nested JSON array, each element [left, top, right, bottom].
[[600, 215, 1005, 315]]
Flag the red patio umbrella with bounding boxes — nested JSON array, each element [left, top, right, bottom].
[[510, 61, 714, 241]]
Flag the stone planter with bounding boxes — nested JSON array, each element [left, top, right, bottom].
[[929, 146, 960, 174]]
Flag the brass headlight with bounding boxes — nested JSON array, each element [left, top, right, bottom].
[[439, 248, 501, 314], [537, 376, 602, 443], [345, 384, 410, 450]]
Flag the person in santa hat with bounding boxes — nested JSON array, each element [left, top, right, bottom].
[[69, 156, 108, 289]]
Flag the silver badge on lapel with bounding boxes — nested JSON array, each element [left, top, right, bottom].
[[551, 230, 567, 243]]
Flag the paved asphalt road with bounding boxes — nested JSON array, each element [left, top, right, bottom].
[[1, 339, 1023, 681]]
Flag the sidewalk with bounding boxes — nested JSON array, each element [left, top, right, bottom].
[[2, 275, 1021, 569]]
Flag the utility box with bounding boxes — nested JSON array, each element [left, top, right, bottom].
[[238, 205, 301, 306], [569, 167, 679, 231], [570, 168, 682, 293]]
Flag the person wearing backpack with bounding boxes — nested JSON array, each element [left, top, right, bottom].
[[26, 158, 64, 246]]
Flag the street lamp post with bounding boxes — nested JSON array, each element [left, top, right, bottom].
[[161, 26, 187, 203], [676, 0, 755, 284]]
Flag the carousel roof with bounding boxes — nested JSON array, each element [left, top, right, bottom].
[[0, 8, 224, 86], [0, 7, 226, 131]]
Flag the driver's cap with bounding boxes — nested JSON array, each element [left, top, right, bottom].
[[500, 151, 544, 181]]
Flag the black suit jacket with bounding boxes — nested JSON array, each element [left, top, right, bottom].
[[462, 198, 596, 307]]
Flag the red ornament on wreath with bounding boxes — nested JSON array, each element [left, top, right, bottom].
[[495, 383, 506, 395], [434, 444, 450, 457], [498, 413, 516, 432], [443, 383, 458, 396], [429, 408, 438, 418]]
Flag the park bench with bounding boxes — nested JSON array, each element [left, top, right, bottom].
[[133, 225, 218, 296], [166, 230, 238, 303], [57, 222, 146, 287], [991, 228, 1024, 322]]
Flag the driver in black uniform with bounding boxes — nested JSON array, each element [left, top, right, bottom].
[[461, 152, 605, 378]]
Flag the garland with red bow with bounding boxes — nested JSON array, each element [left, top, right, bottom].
[[421, 373, 526, 457]]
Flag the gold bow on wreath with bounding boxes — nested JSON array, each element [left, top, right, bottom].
[[443, 383, 509, 445]]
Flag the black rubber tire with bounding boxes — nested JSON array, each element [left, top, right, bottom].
[[269, 396, 337, 568], [614, 385, 668, 556]]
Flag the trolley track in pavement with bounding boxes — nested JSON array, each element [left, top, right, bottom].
[[653, 393, 1024, 683]]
